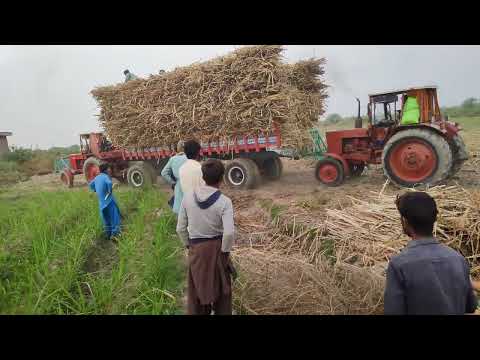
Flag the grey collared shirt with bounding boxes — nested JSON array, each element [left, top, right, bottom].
[[384, 238, 477, 315]]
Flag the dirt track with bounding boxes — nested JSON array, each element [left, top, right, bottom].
[[155, 156, 479, 247]]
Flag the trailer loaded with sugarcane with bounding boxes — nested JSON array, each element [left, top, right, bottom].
[[59, 46, 327, 189]]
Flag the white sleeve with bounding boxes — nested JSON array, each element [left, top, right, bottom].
[[221, 199, 235, 253], [176, 200, 189, 247], [197, 166, 206, 187]]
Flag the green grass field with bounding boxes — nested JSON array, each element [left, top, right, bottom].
[[0, 188, 184, 314]]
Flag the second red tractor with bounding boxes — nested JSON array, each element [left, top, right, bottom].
[[315, 86, 468, 187]]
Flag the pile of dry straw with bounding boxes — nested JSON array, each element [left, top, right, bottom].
[[91, 46, 327, 150], [232, 185, 480, 315]]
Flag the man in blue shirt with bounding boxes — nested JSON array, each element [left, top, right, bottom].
[[89, 163, 122, 240], [161, 140, 188, 215], [384, 192, 477, 315]]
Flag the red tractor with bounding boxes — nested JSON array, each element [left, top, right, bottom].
[[60, 132, 168, 188], [315, 86, 468, 187]]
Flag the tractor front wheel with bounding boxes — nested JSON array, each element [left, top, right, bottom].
[[315, 158, 345, 187], [60, 169, 74, 188], [382, 128, 453, 187], [83, 157, 100, 183]]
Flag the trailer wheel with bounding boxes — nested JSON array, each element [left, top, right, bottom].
[[263, 156, 283, 181], [315, 158, 345, 187], [127, 163, 153, 189], [225, 158, 260, 189], [83, 157, 100, 183]]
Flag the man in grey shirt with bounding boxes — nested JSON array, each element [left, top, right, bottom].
[[384, 191, 477, 315], [177, 159, 235, 315]]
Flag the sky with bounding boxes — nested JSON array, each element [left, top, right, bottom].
[[0, 45, 479, 149]]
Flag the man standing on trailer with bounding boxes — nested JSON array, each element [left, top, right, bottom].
[[161, 140, 187, 214], [123, 69, 138, 83], [384, 192, 477, 315], [177, 159, 236, 315], [178, 140, 205, 197]]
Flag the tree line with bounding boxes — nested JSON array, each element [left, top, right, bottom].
[[324, 97, 480, 124]]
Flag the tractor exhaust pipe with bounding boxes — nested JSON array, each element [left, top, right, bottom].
[[354, 97, 362, 128]]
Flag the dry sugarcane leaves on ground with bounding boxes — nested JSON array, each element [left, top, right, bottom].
[[232, 185, 480, 314]]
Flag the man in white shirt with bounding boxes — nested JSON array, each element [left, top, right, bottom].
[[179, 140, 205, 196]]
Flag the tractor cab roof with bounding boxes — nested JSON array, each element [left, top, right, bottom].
[[368, 86, 437, 98], [80, 132, 103, 137]]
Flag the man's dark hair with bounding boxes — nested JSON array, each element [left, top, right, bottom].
[[396, 191, 438, 236], [184, 140, 201, 160], [99, 163, 112, 174], [124, 69, 129, 75], [202, 159, 225, 186]]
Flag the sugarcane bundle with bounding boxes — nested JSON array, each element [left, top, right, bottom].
[[91, 45, 328, 150]]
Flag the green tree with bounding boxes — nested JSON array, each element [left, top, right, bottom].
[[325, 113, 343, 124], [3, 147, 34, 163], [461, 97, 477, 108]]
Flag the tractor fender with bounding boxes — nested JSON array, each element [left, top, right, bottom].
[[323, 153, 351, 176], [389, 124, 463, 152], [390, 124, 453, 140]]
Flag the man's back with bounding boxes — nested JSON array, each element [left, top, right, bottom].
[[89, 173, 114, 210], [179, 159, 205, 195], [177, 185, 234, 253], [384, 238, 477, 315]]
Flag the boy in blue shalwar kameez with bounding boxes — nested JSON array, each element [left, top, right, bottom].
[[89, 163, 122, 240]]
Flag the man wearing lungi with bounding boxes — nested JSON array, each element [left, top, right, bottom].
[[176, 159, 235, 315]]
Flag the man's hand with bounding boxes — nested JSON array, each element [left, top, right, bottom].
[[472, 280, 480, 292]]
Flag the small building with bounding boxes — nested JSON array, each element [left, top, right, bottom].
[[0, 132, 13, 155]]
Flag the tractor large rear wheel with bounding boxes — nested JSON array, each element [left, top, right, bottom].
[[382, 129, 453, 187], [450, 135, 468, 177], [83, 157, 100, 183]]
